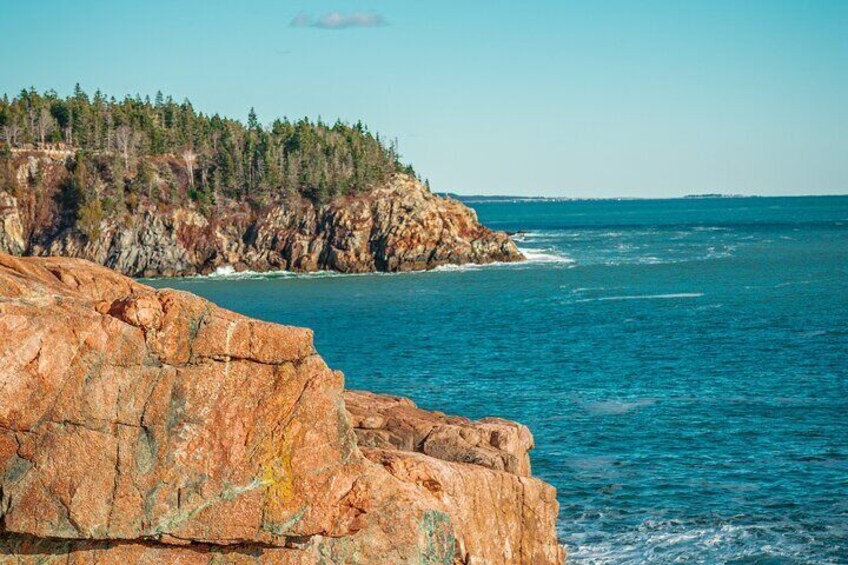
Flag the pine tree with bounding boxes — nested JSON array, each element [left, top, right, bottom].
[[2, 86, 411, 208]]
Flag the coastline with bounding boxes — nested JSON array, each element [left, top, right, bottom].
[[0, 149, 523, 278], [139, 244, 572, 282]]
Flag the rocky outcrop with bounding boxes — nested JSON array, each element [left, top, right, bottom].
[[0, 192, 25, 255], [0, 254, 563, 564], [345, 391, 534, 477], [1, 152, 522, 277]]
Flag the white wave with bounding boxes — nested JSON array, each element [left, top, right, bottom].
[[516, 230, 577, 242], [518, 247, 575, 265], [431, 253, 573, 272], [588, 249, 736, 266], [576, 293, 703, 303], [430, 261, 507, 273], [212, 265, 237, 276], [704, 245, 736, 259], [204, 266, 336, 280], [563, 520, 820, 564], [775, 280, 813, 288], [693, 226, 731, 232]]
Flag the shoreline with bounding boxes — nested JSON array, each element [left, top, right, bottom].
[[139, 246, 579, 282]]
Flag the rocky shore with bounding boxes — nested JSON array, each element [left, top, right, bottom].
[[0, 254, 563, 563], [0, 151, 523, 277]]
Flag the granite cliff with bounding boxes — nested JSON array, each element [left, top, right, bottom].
[[0, 254, 563, 564], [0, 150, 522, 277]]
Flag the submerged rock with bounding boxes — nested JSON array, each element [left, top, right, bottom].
[[0, 254, 562, 564]]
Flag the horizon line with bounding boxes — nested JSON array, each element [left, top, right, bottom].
[[441, 192, 848, 201]]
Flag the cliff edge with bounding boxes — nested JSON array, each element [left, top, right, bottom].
[[0, 151, 522, 277], [0, 254, 562, 564]]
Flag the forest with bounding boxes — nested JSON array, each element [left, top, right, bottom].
[[0, 86, 415, 217]]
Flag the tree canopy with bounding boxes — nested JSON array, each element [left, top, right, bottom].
[[0, 85, 415, 206]]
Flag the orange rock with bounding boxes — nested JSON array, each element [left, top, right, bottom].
[[363, 449, 564, 565], [0, 254, 563, 563], [345, 390, 535, 476]]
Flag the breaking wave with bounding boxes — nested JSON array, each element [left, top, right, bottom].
[[563, 519, 835, 564], [517, 247, 576, 265]]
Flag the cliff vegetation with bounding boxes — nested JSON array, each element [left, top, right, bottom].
[[0, 85, 415, 215]]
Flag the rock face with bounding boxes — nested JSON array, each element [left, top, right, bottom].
[[345, 391, 534, 477], [0, 191, 25, 256], [0, 254, 563, 564], [1, 152, 522, 277]]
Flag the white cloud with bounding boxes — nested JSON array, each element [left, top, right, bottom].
[[290, 11, 386, 30]]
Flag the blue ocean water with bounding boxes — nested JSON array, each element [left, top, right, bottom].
[[151, 196, 848, 564]]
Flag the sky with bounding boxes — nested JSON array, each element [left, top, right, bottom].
[[1, 1, 846, 197]]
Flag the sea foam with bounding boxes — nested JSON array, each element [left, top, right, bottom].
[[576, 293, 704, 303], [517, 247, 576, 265]]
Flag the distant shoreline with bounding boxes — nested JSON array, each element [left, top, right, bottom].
[[442, 193, 848, 204]]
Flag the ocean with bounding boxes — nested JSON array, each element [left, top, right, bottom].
[[150, 195, 848, 564]]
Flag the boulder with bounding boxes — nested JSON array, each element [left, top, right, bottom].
[[0, 254, 562, 564], [345, 391, 534, 476]]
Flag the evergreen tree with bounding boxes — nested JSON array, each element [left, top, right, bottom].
[[1, 86, 414, 210]]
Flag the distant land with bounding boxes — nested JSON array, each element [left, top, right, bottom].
[[683, 193, 747, 199], [441, 192, 848, 203], [440, 193, 756, 203]]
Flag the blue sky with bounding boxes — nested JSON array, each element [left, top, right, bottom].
[[1, 1, 846, 197]]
